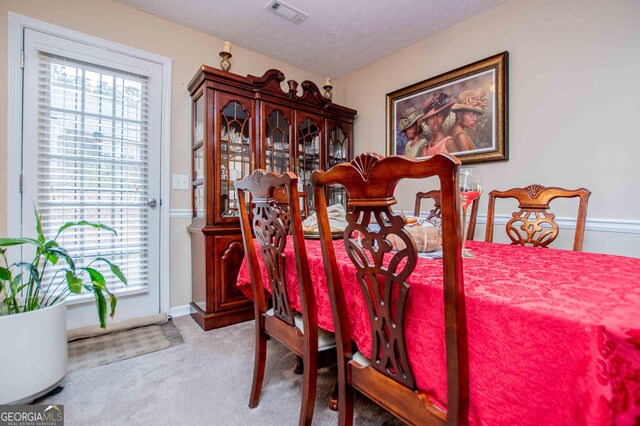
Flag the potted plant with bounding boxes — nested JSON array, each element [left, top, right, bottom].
[[0, 208, 127, 404]]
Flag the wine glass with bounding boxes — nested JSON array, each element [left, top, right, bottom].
[[459, 167, 482, 258]]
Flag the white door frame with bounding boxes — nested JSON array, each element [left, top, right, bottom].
[[6, 12, 172, 315]]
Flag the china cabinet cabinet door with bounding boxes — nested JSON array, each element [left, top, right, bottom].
[[213, 234, 248, 311], [192, 93, 206, 222], [326, 120, 352, 207], [262, 104, 293, 173], [217, 93, 254, 223], [295, 112, 324, 211]]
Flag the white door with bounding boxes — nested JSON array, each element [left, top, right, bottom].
[[21, 28, 163, 328]]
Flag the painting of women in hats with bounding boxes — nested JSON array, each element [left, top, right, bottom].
[[387, 52, 508, 163], [420, 93, 457, 156], [397, 107, 428, 157], [448, 89, 489, 152]]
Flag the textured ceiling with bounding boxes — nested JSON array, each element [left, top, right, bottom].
[[116, 0, 507, 78]]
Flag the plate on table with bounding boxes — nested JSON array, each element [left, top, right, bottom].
[[303, 229, 344, 240], [418, 249, 443, 260]]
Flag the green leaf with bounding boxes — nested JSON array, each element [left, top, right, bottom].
[[0, 267, 10, 281], [109, 294, 117, 319], [0, 238, 45, 250], [46, 246, 75, 270], [110, 264, 127, 285], [15, 262, 40, 289], [14, 283, 28, 294], [65, 271, 83, 294], [105, 288, 117, 319], [95, 257, 127, 285], [45, 253, 59, 266], [84, 267, 106, 287], [9, 274, 26, 297], [56, 221, 117, 240], [92, 286, 108, 329], [12, 273, 23, 287], [34, 205, 45, 244]]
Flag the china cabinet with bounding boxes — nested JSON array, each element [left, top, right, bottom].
[[187, 66, 357, 330]]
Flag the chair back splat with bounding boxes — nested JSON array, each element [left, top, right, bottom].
[[312, 153, 469, 426], [485, 184, 591, 251]]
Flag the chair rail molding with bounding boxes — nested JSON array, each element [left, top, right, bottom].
[[416, 211, 640, 235], [169, 209, 192, 219], [476, 214, 640, 234]]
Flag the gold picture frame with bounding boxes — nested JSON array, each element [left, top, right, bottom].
[[386, 52, 508, 164]]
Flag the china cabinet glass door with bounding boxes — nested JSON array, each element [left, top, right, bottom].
[[264, 108, 291, 174], [296, 115, 322, 211], [327, 122, 350, 206], [219, 97, 252, 219], [192, 95, 205, 219]]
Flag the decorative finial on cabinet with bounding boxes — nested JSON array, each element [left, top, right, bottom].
[[323, 77, 333, 100], [220, 41, 232, 71]]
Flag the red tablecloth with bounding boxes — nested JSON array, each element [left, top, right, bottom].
[[237, 240, 640, 425]]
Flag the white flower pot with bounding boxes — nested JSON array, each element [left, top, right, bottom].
[[0, 302, 68, 404]]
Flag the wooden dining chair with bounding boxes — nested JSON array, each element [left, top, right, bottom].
[[235, 170, 336, 426], [485, 184, 591, 251], [312, 153, 469, 425], [298, 191, 310, 219], [414, 189, 480, 241]]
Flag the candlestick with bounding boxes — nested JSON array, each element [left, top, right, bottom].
[[219, 41, 232, 71], [323, 77, 333, 100]]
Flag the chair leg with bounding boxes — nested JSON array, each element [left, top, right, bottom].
[[249, 323, 267, 408], [294, 355, 304, 375], [338, 367, 354, 426], [329, 381, 339, 411], [298, 352, 318, 426]]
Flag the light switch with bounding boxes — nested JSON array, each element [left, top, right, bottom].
[[172, 174, 190, 190]]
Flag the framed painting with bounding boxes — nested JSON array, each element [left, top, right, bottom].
[[386, 51, 508, 164]]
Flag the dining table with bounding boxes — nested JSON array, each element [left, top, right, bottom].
[[236, 238, 640, 425]]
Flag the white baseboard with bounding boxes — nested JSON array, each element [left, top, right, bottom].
[[168, 304, 191, 317]]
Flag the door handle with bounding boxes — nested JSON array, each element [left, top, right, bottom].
[[147, 198, 158, 208]]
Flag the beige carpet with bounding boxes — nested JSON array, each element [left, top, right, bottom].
[[40, 316, 402, 426]]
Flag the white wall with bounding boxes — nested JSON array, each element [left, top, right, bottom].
[[334, 0, 640, 256], [0, 0, 325, 308]]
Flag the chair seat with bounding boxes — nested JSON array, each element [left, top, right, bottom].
[[266, 308, 336, 350]]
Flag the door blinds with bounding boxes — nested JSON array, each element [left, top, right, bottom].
[[35, 53, 150, 294]]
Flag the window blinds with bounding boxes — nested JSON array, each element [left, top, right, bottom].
[[36, 53, 150, 293]]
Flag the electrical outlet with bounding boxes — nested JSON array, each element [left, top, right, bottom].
[[172, 174, 190, 190]]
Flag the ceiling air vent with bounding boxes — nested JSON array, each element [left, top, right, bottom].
[[266, 0, 308, 24]]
